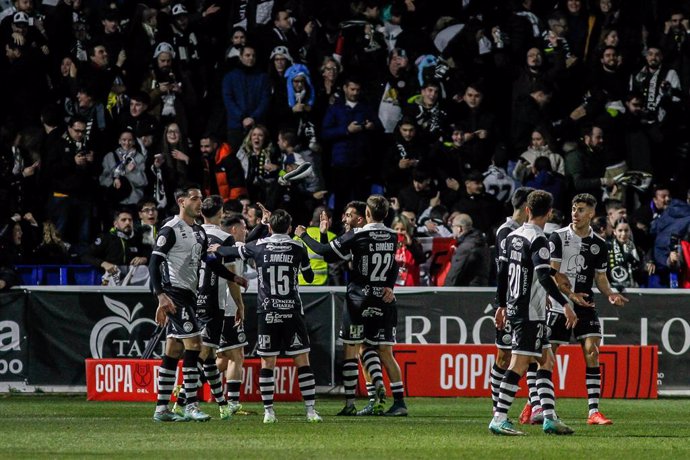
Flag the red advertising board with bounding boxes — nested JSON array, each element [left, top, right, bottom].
[[358, 344, 657, 399], [86, 358, 302, 402]]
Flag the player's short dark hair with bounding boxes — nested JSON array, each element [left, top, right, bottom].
[[201, 195, 224, 218], [366, 195, 389, 221], [591, 216, 607, 234], [221, 213, 245, 228], [346, 201, 366, 218], [270, 209, 292, 233], [174, 184, 201, 201], [247, 203, 263, 219], [605, 199, 624, 212], [527, 190, 553, 218], [511, 187, 535, 211], [580, 123, 601, 139], [223, 199, 243, 214], [572, 193, 597, 208]]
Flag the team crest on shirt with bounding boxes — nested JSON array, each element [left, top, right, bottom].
[[590, 244, 600, 255], [502, 334, 511, 345], [183, 321, 193, 332], [539, 247, 550, 259], [512, 239, 524, 250]]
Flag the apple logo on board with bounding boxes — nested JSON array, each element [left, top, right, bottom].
[[90, 296, 158, 359]]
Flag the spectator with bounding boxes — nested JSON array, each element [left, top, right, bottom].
[[322, 75, 379, 216], [199, 133, 246, 201], [513, 127, 565, 184], [391, 214, 425, 286], [115, 90, 158, 138], [403, 80, 448, 146], [133, 197, 158, 258], [443, 213, 490, 286], [266, 45, 293, 133], [451, 171, 503, 235], [482, 149, 515, 205], [511, 82, 555, 153], [397, 168, 438, 217], [236, 125, 280, 208], [0, 212, 39, 266], [32, 220, 72, 265], [222, 44, 270, 152], [606, 199, 627, 238], [284, 63, 319, 150], [525, 156, 566, 209], [82, 209, 149, 285], [42, 115, 98, 254], [607, 218, 644, 290], [99, 128, 148, 210], [385, 117, 426, 196], [565, 124, 612, 202], [650, 195, 690, 285], [313, 56, 342, 125], [453, 83, 496, 173]]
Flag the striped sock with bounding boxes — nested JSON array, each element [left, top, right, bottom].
[[536, 369, 556, 420], [182, 350, 201, 405], [390, 381, 404, 402], [494, 370, 521, 422], [362, 348, 384, 390], [490, 364, 506, 411], [366, 383, 376, 402], [526, 363, 541, 409], [586, 366, 601, 416], [259, 368, 275, 412], [227, 380, 241, 404], [155, 355, 178, 410], [203, 358, 227, 406], [298, 366, 316, 409], [342, 359, 359, 406]]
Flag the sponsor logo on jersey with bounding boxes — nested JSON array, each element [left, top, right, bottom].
[[156, 235, 166, 247], [362, 307, 384, 317], [349, 324, 364, 339], [265, 312, 293, 323], [371, 231, 392, 241], [258, 334, 271, 349], [265, 243, 291, 252]]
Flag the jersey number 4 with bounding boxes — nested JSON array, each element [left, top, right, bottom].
[[267, 265, 290, 296], [370, 253, 393, 282]]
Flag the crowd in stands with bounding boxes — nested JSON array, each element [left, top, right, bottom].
[[2, 0, 690, 290]]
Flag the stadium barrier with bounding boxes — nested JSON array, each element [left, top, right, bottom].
[[1, 286, 688, 395]]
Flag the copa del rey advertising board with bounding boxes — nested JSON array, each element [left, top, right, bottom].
[[85, 358, 302, 402], [359, 344, 658, 399]]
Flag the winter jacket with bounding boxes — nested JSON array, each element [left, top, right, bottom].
[[214, 143, 247, 201], [222, 65, 271, 129], [322, 100, 378, 168], [443, 228, 491, 286], [651, 199, 690, 268]]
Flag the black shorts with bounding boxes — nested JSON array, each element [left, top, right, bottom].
[[342, 295, 397, 346], [199, 310, 224, 349], [218, 319, 249, 352], [510, 318, 550, 358], [257, 311, 310, 357], [164, 288, 201, 339], [495, 317, 513, 350], [547, 308, 602, 344]]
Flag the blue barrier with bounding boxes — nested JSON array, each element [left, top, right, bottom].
[[14, 265, 102, 286]]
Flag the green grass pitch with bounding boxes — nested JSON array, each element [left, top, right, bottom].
[[1, 395, 689, 459]]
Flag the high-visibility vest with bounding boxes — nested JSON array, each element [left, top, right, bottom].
[[295, 227, 336, 285]]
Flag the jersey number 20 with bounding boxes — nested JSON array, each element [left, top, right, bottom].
[[508, 262, 522, 298]]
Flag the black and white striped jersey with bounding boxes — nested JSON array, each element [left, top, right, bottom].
[[329, 223, 398, 299], [237, 233, 311, 314], [499, 223, 551, 321], [197, 224, 235, 315], [548, 225, 607, 313], [152, 216, 207, 293]]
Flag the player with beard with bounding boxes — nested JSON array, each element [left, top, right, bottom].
[[547, 193, 628, 425], [297, 196, 407, 416], [172, 196, 249, 420], [150, 186, 246, 422]]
